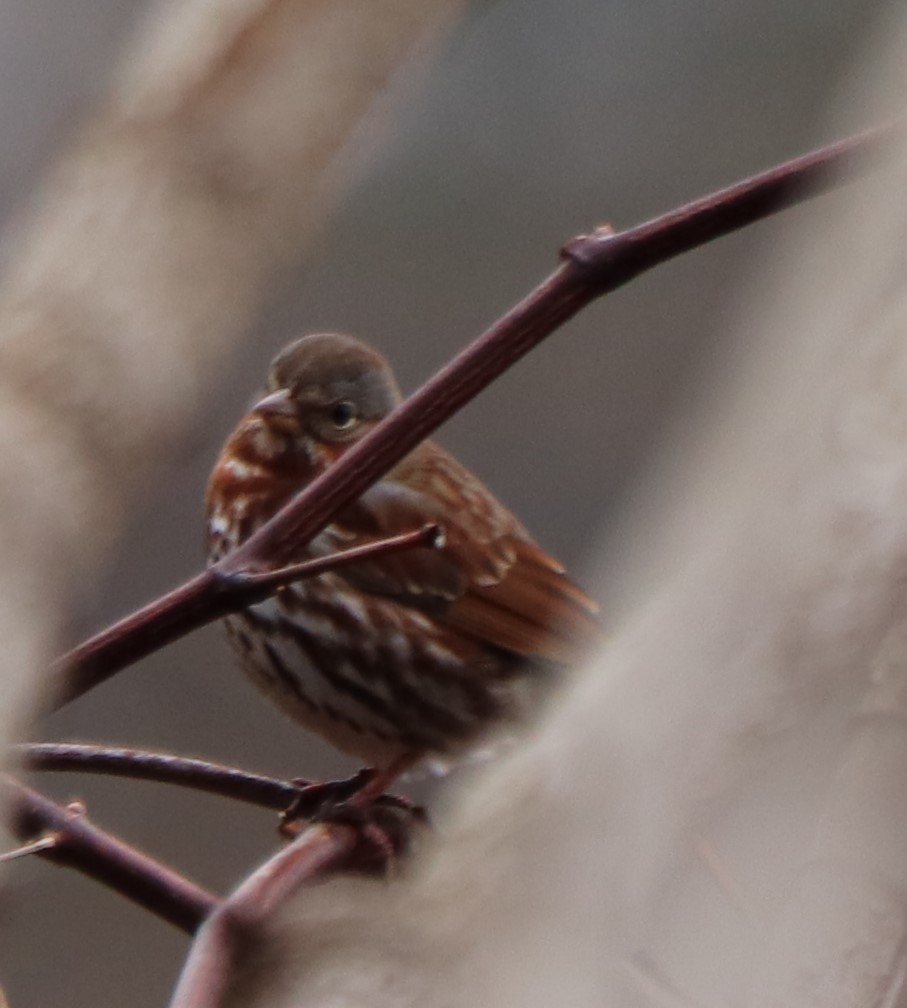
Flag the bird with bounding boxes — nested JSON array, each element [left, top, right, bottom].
[[205, 333, 599, 783]]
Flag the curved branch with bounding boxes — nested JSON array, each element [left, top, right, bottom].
[[15, 743, 380, 818], [168, 812, 416, 1008], [48, 124, 891, 711], [15, 744, 300, 810]]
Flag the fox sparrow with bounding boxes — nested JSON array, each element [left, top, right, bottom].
[[205, 333, 599, 777]]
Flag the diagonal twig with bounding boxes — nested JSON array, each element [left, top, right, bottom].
[[52, 525, 442, 707], [1, 775, 218, 933], [48, 124, 892, 711]]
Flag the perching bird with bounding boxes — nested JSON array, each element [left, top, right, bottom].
[[206, 333, 599, 778]]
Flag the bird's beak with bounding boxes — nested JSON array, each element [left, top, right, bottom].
[[252, 388, 296, 419]]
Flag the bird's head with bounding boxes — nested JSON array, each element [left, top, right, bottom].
[[206, 333, 402, 554], [251, 332, 402, 462]]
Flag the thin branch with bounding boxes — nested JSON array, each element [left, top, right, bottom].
[[1, 774, 218, 933], [15, 742, 384, 819], [0, 834, 58, 864], [229, 523, 444, 594], [51, 526, 442, 707], [16, 743, 300, 809], [48, 124, 891, 711]]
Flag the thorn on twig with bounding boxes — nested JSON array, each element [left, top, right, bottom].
[[0, 833, 59, 864]]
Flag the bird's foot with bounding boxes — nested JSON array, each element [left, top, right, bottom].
[[278, 768, 376, 836], [278, 761, 428, 845], [311, 796, 428, 875], [279, 771, 429, 875]]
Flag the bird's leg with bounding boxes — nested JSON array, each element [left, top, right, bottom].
[[278, 768, 377, 835], [347, 753, 417, 806], [278, 754, 419, 837], [279, 754, 428, 874], [313, 754, 427, 874]]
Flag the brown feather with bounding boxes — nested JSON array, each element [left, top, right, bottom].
[[326, 443, 601, 665], [446, 540, 601, 664], [207, 332, 603, 765]]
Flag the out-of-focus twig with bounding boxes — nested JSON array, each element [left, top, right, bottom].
[[48, 123, 890, 711]]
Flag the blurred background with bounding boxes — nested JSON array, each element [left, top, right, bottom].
[[0, 1, 894, 1004]]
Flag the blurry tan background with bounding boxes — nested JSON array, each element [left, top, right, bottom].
[[0, 1, 894, 1005]]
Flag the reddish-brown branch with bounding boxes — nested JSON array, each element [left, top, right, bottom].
[[48, 124, 890, 711], [16, 742, 394, 823], [170, 798, 420, 1008], [2, 774, 218, 933], [15, 743, 302, 810], [168, 822, 360, 1008], [232, 522, 443, 593], [51, 525, 442, 707]]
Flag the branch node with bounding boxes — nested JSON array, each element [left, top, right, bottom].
[[209, 565, 253, 593], [560, 223, 616, 267]]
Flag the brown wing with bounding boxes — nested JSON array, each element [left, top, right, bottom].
[[326, 442, 601, 666]]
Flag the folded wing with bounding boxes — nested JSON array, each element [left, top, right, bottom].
[[324, 442, 600, 666]]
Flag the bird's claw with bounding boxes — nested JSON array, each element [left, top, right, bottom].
[[278, 770, 429, 873], [278, 768, 377, 834], [311, 796, 428, 875]]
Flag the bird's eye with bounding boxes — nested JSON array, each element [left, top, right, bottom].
[[331, 400, 358, 430]]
